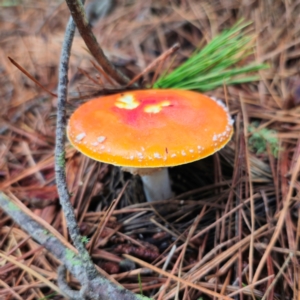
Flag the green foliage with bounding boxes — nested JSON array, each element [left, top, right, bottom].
[[38, 293, 57, 300], [153, 20, 268, 92], [57, 151, 65, 168], [136, 295, 152, 300], [7, 202, 19, 211], [81, 236, 90, 244], [42, 229, 53, 237], [65, 249, 81, 266], [248, 122, 279, 157], [0, 0, 22, 6]]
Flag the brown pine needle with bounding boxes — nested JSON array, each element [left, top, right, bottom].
[[252, 151, 300, 283], [8, 57, 57, 97], [87, 182, 129, 253], [0, 252, 66, 297], [90, 60, 116, 86], [78, 67, 102, 86], [123, 254, 234, 300], [126, 43, 180, 87]]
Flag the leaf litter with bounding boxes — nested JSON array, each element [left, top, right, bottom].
[[0, 0, 300, 299]]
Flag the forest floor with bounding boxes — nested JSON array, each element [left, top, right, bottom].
[[0, 0, 300, 299]]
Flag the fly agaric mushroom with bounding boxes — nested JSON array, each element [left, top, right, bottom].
[[67, 89, 233, 201]]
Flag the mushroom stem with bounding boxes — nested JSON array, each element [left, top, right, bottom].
[[140, 168, 173, 202], [122, 167, 173, 202]]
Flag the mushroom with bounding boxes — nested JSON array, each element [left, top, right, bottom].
[[67, 89, 233, 201]]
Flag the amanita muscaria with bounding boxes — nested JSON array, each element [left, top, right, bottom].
[[67, 89, 233, 202]]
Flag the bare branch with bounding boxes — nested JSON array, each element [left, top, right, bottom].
[[65, 0, 131, 85], [55, 11, 90, 265]]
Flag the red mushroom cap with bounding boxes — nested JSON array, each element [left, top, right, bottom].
[[67, 89, 233, 167]]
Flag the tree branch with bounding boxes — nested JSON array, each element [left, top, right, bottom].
[[65, 0, 131, 85], [55, 9, 92, 268]]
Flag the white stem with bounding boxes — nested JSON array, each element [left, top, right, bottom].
[[140, 168, 173, 202]]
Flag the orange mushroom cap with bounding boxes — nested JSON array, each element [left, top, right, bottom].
[[67, 89, 233, 168]]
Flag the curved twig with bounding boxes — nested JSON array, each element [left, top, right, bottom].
[[55, 8, 89, 263]]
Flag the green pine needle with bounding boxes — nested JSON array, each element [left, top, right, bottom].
[[137, 273, 143, 296], [153, 20, 268, 91]]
